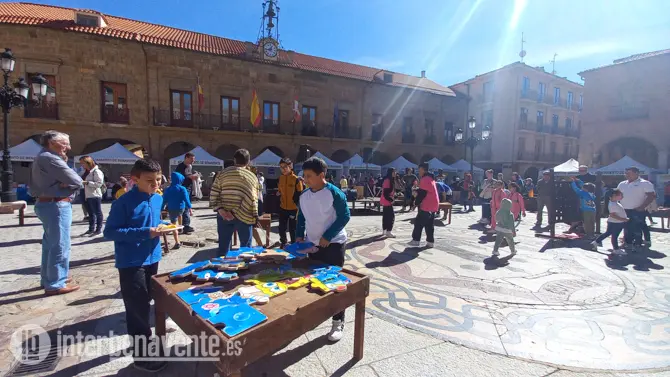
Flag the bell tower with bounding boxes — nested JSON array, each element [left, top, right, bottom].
[[257, 0, 280, 61]]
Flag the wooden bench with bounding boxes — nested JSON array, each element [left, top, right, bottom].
[[351, 197, 381, 211], [0, 201, 27, 226], [651, 207, 670, 229], [233, 213, 272, 247], [438, 202, 452, 224]]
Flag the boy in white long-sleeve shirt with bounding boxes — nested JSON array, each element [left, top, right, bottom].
[[296, 157, 351, 342]]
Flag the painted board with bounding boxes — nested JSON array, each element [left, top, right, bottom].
[[170, 260, 212, 279], [207, 303, 268, 337]]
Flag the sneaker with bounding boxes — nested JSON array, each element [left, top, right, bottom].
[[643, 240, 652, 248], [407, 240, 420, 247], [81, 230, 93, 237], [612, 248, 627, 255], [510, 250, 517, 256], [133, 360, 168, 373], [425, 242, 434, 248], [327, 320, 344, 342], [386, 231, 396, 238], [89, 230, 102, 237], [172, 243, 181, 250], [478, 218, 487, 224], [590, 241, 600, 251], [183, 226, 195, 234], [492, 250, 500, 257]]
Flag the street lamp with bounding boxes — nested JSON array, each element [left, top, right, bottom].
[[455, 116, 492, 177], [1, 48, 45, 202]]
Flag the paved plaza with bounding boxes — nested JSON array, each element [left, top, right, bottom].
[[0, 202, 669, 376]]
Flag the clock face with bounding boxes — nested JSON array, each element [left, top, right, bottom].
[[263, 42, 278, 57]]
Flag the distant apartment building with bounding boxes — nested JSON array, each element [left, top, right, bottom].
[[578, 49, 670, 171], [452, 62, 583, 178]]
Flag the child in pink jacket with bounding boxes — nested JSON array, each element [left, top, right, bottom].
[[489, 180, 508, 232], [508, 182, 526, 220]]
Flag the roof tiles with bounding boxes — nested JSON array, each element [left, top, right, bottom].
[[0, 2, 454, 96]]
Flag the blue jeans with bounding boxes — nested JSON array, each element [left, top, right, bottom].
[[35, 201, 72, 290], [85, 197, 103, 232], [168, 208, 191, 227], [216, 215, 252, 256]]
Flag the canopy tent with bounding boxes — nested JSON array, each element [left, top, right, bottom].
[[342, 154, 381, 170], [426, 157, 457, 172], [251, 149, 283, 167], [450, 159, 484, 173], [8, 139, 42, 162], [75, 143, 140, 165], [169, 146, 223, 167], [382, 156, 418, 172], [596, 155, 653, 176], [296, 152, 344, 172], [552, 158, 580, 176]]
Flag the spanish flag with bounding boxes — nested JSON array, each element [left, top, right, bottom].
[[197, 76, 204, 112], [250, 89, 261, 128]]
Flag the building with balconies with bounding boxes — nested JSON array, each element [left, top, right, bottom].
[[578, 49, 670, 171], [0, 3, 467, 176], [451, 62, 583, 179]]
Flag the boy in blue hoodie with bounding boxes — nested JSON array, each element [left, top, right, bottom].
[[296, 157, 351, 343], [162, 171, 193, 250], [104, 159, 167, 373], [570, 177, 597, 238]]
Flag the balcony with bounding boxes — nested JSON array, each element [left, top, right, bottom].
[[517, 150, 541, 161], [153, 108, 248, 131], [402, 133, 416, 144], [102, 106, 130, 124], [608, 103, 650, 121], [520, 89, 538, 101], [371, 127, 384, 141], [423, 135, 436, 145], [24, 102, 59, 120], [331, 126, 362, 140], [565, 127, 580, 137]]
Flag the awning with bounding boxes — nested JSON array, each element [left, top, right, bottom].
[[426, 157, 457, 172], [382, 156, 418, 171], [553, 158, 580, 176], [170, 146, 223, 167], [251, 149, 283, 167], [342, 154, 381, 170], [449, 159, 484, 173], [596, 155, 653, 176], [75, 143, 140, 165], [8, 139, 42, 162]]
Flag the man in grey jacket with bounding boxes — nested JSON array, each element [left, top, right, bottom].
[[30, 130, 83, 295]]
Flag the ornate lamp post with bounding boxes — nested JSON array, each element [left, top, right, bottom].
[[1, 48, 47, 202], [455, 116, 491, 177]]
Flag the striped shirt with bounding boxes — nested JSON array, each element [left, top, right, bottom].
[[209, 166, 258, 225]]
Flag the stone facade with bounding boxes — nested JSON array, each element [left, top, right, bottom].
[[0, 24, 466, 170], [578, 52, 670, 170], [452, 62, 583, 179]]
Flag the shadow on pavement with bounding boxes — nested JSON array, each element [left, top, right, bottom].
[[605, 248, 666, 272], [346, 235, 383, 250], [0, 238, 42, 248], [0, 254, 114, 276], [0, 222, 43, 229], [365, 248, 423, 269], [68, 292, 121, 306]]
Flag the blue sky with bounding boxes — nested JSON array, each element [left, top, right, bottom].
[[32, 0, 670, 85]]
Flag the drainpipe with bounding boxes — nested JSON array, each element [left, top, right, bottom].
[[141, 41, 153, 158]]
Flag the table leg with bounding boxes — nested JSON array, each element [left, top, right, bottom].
[[265, 222, 270, 247], [353, 299, 365, 361], [448, 208, 452, 225], [154, 296, 166, 353], [19, 207, 25, 226], [233, 230, 238, 246], [161, 233, 169, 254]]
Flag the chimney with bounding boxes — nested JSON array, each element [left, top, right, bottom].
[[420, 70, 426, 78]]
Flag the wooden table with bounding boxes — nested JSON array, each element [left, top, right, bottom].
[[351, 198, 381, 211], [151, 261, 370, 376], [438, 202, 452, 224], [0, 200, 27, 226], [651, 207, 670, 229], [233, 213, 272, 247]]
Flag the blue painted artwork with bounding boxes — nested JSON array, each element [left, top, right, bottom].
[[207, 303, 268, 337], [169, 261, 212, 279], [193, 270, 238, 282], [225, 246, 264, 259], [310, 265, 343, 275], [284, 242, 316, 257], [176, 286, 222, 305]]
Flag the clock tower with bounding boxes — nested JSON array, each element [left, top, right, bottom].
[[257, 0, 280, 61]]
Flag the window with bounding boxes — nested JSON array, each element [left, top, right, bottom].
[[402, 117, 413, 135], [565, 117, 572, 129], [263, 101, 280, 126], [552, 114, 559, 129], [482, 109, 493, 129], [520, 107, 528, 125], [221, 96, 240, 125], [337, 110, 349, 129], [537, 111, 544, 126], [550, 141, 557, 156], [483, 81, 494, 102], [538, 82, 546, 101], [518, 137, 526, 153], [383, 73, 393, 83], [444, 121, 454, 143], [534, 139, 543, 155], [372, 114, 383, 140], [553, 87, 560, 105], [25, 74, 58, 119], [521, 76, 530, 97], [76, 14, 100, 27], [102, 82, 129, 123], [302, 106, 317, 125], [564, 142, 570, 157], [425, 119, 434, 136], [579, 94, 583, 111], [171, 90, 192, 125], [567, 91, 573, 109]]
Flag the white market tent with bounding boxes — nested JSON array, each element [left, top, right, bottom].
[[553, 158, 580, 176], [427, 157, 457, 172], [9, 139, 42, 162], [296, 152, 344, 171], [251, 149, 283, 167], [75, 142, 140, 165], [343, 154, 381, 171], [450, 159, 484, 173], [169, 146, 223, 167], [596, 155, 653, 176], [382, 156, 418, 172]]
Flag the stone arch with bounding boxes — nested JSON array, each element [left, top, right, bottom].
[[370, 151, 392, 165], [331, 149, 352, 163], [441, 154, 456, 164], [523, 166, 539, 179], [80, 138, 145, 156], [23, 134, 41, 143], [295, 144, 316, 163], [259, 146, 285, 158], [419, 153, 435, 164], [597, 137, 659, 168], [402, 153, 417, 164], [214, 144, 241, 161]]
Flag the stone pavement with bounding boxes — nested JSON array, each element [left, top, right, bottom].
[[0, 202, 668, 377]]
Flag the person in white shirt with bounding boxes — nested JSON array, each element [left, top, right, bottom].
[[296, 157, 350, 343], [592, 189, 628, 252], [80, 156, 105, 236], [616, 167, 656, 248]]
